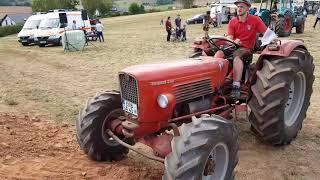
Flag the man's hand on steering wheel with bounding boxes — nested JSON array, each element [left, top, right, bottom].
[[234, 38, 241, 46]]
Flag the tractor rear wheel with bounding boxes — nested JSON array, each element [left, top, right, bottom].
[[249, 48, 314, 145], [275, 16, 292, 37], [163, 115, 239, 180], [76, 91, 134, 161], [296, 16, 305, 34]]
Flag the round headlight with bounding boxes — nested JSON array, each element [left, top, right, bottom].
[[157, 94, 169, 108]]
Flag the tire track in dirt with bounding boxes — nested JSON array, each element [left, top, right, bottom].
[[0, 113, 163, 180]]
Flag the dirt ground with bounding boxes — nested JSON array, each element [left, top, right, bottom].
[[0, 7, 320, 180], [1, 112, 320, 180], [0, 113, 163, 180]]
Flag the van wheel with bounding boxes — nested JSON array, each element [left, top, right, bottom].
[[39, 44, 45, 47], [58, 37, 62, 46], [22, 42, 29, 46]]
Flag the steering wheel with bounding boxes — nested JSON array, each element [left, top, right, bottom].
[[208, 37, 239, 52], [208, 36, 240, 57]]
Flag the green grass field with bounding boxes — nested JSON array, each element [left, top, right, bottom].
[[0, 7, 319, 123]]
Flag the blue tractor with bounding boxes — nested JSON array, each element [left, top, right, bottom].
[[257, 0, 305, 37]]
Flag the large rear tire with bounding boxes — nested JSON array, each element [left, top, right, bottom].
[[249, 48, 315, 145], [163, 115, 239, 180], [275, 16, 292, 37], [76, 91, 134, 161], [295, 16, 305, 34]]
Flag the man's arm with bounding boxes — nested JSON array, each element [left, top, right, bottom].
[[227, 19, 234, 39], [256, 17, 268, 35]]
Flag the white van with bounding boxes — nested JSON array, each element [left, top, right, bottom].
[[34, 10, 91, 47], [210, 4, 237, 24], [18, 13, 46, 46]]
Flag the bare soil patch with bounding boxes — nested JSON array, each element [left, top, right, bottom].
[[0, 7, 320, 180]]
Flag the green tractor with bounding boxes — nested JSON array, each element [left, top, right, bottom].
[[257, 0, 306, 37]]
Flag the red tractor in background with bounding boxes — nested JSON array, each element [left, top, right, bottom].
[[76, 35, 314, 179]]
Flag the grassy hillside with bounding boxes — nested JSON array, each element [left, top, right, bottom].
[[114, 0, 175, 11], [0, 7, 319, 124]]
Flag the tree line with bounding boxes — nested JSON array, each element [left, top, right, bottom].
[[31, 0, 112, 15], [31, 0, 195, 17]]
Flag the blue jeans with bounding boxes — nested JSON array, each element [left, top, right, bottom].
[[97, 31, 104, 42]]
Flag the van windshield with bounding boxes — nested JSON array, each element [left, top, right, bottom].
[[23, 19, 41, 30], [39, 18, 60, 29]]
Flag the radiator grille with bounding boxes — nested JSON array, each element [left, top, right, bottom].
[[119, 73, 138, 105], [175, 79, 213, 103], [20, 36, 29, 40], [37, 37, 49, 41]]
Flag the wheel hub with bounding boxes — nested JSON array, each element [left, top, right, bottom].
[[285, 16, 291, 32], [284, 72, 306, 127], [102, 109, 124, 146], [203, 143, 229, 180]]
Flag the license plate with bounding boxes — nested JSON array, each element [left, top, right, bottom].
[[21, 40, 27, 42], [40, 41, 46, 44], [122, 99, 138, 116]]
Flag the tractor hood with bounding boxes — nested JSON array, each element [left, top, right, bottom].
[[120, 57, 228, 83]]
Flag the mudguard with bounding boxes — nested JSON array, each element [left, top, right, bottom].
[[258, 9, 271, 26], [257, 39, 306, 65], [278, 7, 295, 24]]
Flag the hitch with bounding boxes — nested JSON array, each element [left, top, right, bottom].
[[106, 129, 165, 163]]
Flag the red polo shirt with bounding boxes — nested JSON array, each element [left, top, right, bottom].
[[228, 15, 267, 49]]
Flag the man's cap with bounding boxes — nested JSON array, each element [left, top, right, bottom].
[[234, 0, 251, 7]]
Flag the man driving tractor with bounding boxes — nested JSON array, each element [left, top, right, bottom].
[[226, 0, 267, 99]]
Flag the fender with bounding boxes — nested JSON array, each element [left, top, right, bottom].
[[256, 39, 307, 69], [278, 8, 294, 24], [258, 9, 271, 26], [278, 8, 291, 17]]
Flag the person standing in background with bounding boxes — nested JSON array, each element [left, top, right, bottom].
[[313, 8, 320, 28], [216, 10, 222, 27], [96, 20, 105, 42], [165, 16, 172, 42], [175, 14, 182, 38], [203, 11, 212, 38], [72, 20, 77, 30]]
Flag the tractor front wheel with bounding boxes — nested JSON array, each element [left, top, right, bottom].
[[249, 48, 314, 145], [163, 115, 239, 180], [76, 91, 134, 161]]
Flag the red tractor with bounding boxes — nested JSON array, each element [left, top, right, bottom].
[[76, 36, 314, 179]]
